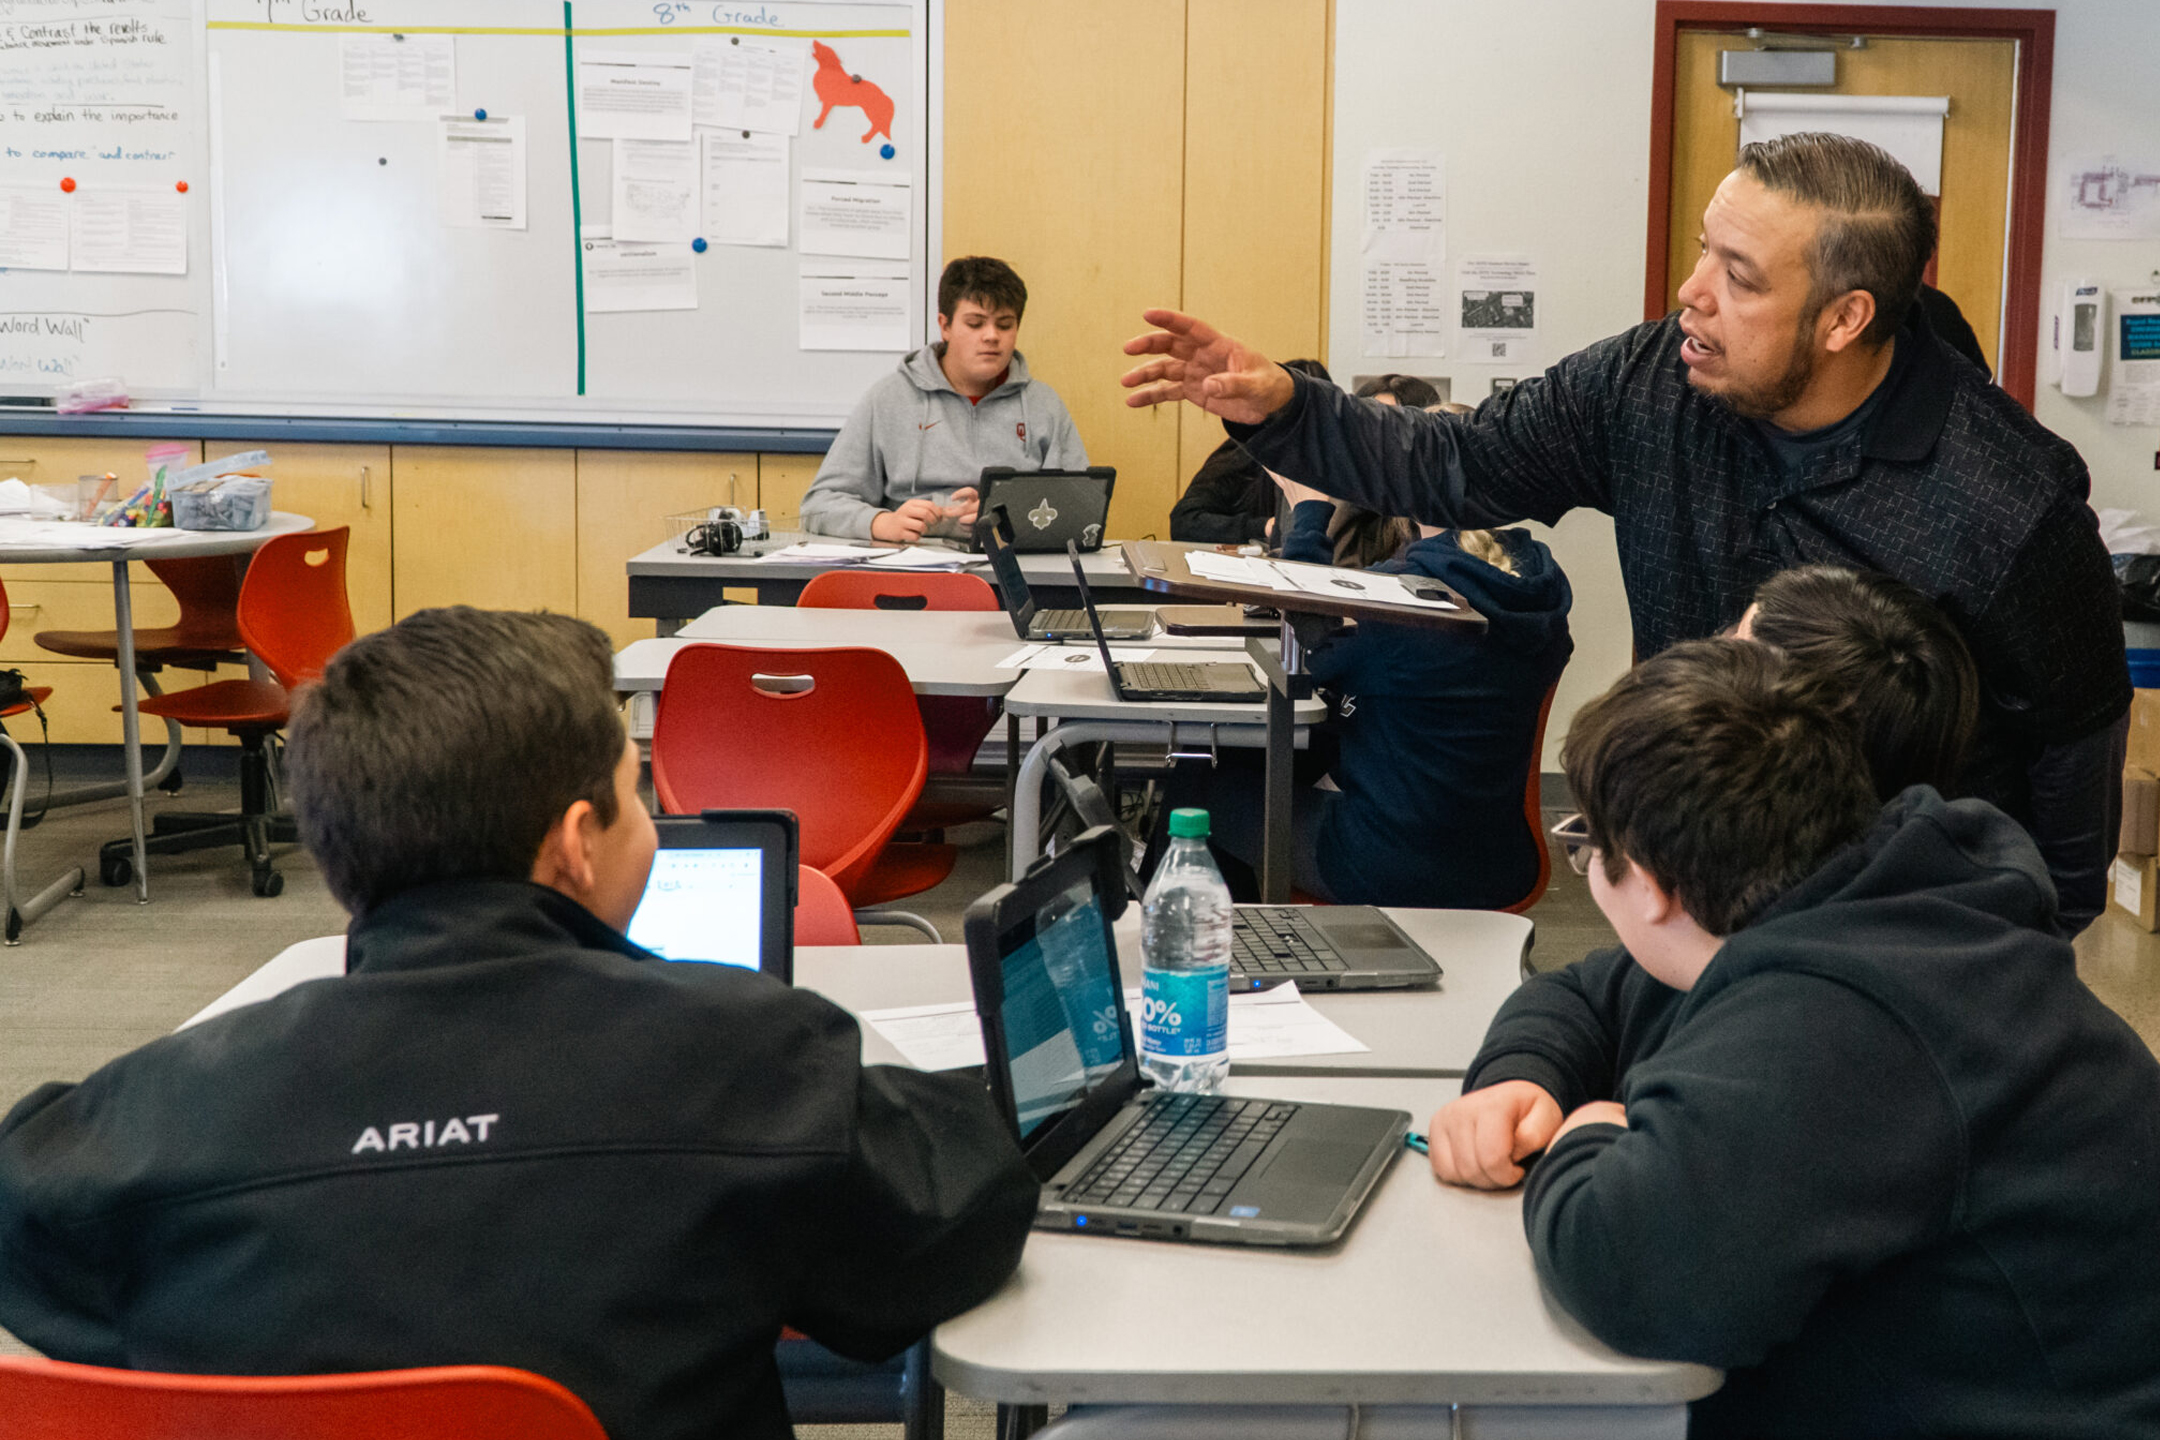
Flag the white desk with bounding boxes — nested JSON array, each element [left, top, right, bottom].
[[934, 1074, 1718, 1425], [617, 608, 1028, 698]]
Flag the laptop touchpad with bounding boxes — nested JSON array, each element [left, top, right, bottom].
[[1324, 923, 1407, 952]]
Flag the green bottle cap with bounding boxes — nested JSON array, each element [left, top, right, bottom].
[[1167, 808, 1211, 838]]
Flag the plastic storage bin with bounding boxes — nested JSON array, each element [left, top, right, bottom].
[[171, 476, 272, 531]]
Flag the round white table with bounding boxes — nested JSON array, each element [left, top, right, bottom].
[[0, 511, 314, 909]]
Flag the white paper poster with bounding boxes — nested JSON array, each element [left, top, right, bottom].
[[611, 138, 698, 242], [799, 169, 910, 260], [1456, 256, 1539, 365], [340, 33, 456, 122], [1361, 261, 1445, 358], [693, 37, 805, 136], [2062, 155, 2160, 241], [438, 116, 527, 230], [701, 129, 790, 247], [0, 189, 70, 271], [69, 191, 186, 275], [1362, 148, 1446, 263], [800, 262, 909, 350], [576, 51, 694, 142], [2106, 290, 2160, 428], [582, 228, 697, 312]]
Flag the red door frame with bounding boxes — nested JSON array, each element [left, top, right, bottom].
[[1645, 3, 2055, 408]]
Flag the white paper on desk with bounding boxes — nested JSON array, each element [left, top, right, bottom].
[[1186, 550, 1297, 591], [581, 227, 696, 312], [0, 188, 69, 271], [69, 191, 186, 275], [799, 168, 910, 260], [1011, 647, 1159, 673], [995, 644, 1048, 668], [800, 262, 910, 351], [745, 541, 882, 563], [701, 129, 789, 246], [694, 37, 805, 135], [612, 137, 698, 242], [577, 51, 694, 142], [439, 116, 527, 230], [340, 33, 455, 122], [1270, 558, 1459, 610], [862, 546, 972, 570], [860, 1000, 985, 1072]]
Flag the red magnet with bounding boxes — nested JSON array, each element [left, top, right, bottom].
[[59, 177, 75, 193], [175, 180, 189, 193]]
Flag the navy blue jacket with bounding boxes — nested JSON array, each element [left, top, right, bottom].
[[1283, 501, 1572, 908], [1471, 790, 2160, 1438]]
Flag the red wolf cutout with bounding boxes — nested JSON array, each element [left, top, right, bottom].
[[810, 40, 895, 145]]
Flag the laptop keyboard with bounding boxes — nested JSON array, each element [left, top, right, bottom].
[[1232, 908, 1350, 976], [1062, 1093, 1299, 1215], [1036, 608, 1090, 631], [1126, 661, 1244, 692]]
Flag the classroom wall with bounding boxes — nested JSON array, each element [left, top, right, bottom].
[[1333, 0, 2160, 769]]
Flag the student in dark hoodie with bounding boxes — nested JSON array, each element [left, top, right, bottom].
[[1164, 462, 1571, 909], [1429, 639, 2160, 1438], [1168, 358, 1333, 546]]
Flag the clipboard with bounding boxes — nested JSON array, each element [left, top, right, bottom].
[[1118, 541, 1488, 634]]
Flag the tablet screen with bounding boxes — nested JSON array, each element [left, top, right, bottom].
[[627, 846, 765, 969]]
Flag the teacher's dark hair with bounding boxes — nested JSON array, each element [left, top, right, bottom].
[[286, 607, 624, 916]]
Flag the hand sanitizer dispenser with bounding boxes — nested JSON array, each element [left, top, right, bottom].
[[2060, 280, 2106, 398]]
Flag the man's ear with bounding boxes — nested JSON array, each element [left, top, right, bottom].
[[1618, 856, 1685, 930], [1818, 288, 1879, 355], [530, 799, 599, 897]]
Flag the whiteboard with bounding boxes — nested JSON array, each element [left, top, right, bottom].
[[0, 0, 934, 431]]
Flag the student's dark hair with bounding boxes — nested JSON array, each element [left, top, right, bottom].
[[285, 607, 625, 916], [1283, 357, 1333, 383], [1354, 373, 1442, 408], [1746, 565, 1977, 799], [1325, 504, 1418, 569], [938, 256, 1028, 323], [1735, 131, 1936, 347], [1562, 640, 1878, 936]]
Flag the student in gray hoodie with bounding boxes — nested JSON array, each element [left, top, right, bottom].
[[802, 256, 1088, 541]]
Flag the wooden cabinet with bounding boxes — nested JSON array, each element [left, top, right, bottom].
[[576, 450, 754, 648], [390, 446, 577, 618], [756, 453, 826, 534]]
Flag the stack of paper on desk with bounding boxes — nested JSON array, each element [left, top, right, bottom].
[[860, 982, 1368, 1072], [861, 546, 974, 570]]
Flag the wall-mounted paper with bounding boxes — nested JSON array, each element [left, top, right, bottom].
[[582, 228, 696, 312], [1362, 149, 1446, 264], [701, 130, 789, 247], [70, 191, 186, 275], [799, 168, 910, 260], [576, 51, 693, 142], [612, 138, 698, 243], [693, 37, 806, 136], [1736, 92, 1945, 196], [800, 262, 909, 350], [0, 189, 70, 271], [1361, 260, 1444, 358], [2062, 155, 2160, 241], [341, 33, 455, 122], [1456, 255, 1538, 365], [2106, 290, 2160, 428], [439, 116, 526, 230]]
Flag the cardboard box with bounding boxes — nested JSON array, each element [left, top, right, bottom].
[[2129, 691, 2160, 773], [2111, 851, 2160, 932], [2123, 765, 2160, 857]]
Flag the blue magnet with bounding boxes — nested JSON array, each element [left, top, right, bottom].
[[474, 108, 487, 121], [879, 143, 896, 160], [692, 237, 708, 253]]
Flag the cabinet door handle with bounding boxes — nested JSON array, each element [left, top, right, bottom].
[[360, 464, 373, 512]]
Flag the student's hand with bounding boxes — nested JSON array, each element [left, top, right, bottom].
[[947, 486, 980, 529], [1270, 470, 1330, 508], [1427, 1080, 1564, 1190], [1552, 1100, 1628, 1144], [872, 497, 945, 544], [1121, 309, 1298, 425]]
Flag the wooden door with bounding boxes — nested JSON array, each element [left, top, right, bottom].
[[1663, 30, 2017, 372]]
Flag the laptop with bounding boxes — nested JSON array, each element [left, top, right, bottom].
[[977, 506, 1155, 641], [965, 827, 1408, 1246], [626, 809, 799, 983], [1230, 905, 1443, 992], [1069, 543, 1266, 702], [977, 467, 1116, 552]]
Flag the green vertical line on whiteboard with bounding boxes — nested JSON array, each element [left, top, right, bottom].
[[564, 1, 586, 394]]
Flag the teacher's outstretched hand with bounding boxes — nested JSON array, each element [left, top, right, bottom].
[[1120, 309, 1297, 426]]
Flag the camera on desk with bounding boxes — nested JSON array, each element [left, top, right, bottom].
[[685, 506, 770, 555]]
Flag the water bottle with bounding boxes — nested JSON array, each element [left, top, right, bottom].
[[1139, 808, 1233, 1093]]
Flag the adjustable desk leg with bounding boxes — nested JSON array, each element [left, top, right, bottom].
[[112, 559, 149, 903], [1251, 620, 1306, 905]]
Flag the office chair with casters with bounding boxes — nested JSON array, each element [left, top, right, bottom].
[[34, 554, 252, 797], [0, 579, 84, 944], [97, 528, 355, 899], [795, 863, 862, 945], [0, 1355, 609, 1440], [651, 643, 949, 941], [797, 569, 1006, 830], [1500, 677, 1564, 916]]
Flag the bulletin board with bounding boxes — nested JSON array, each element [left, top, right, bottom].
[[0, 0, 935, 434]]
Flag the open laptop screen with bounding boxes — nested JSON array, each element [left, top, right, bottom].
[[626, 811, 798, 981], [996, 875, 1127, 1140]]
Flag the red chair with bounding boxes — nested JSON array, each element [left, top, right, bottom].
[[794, 863, 862, 945], [1501, 678, 1565, 916], [0, 576, 82, 944], [34, 554, 251, 794], [651, 643, 950, 939], [98, 528, 356, 899], [0, 1355, 607, 1440], [797, 569, 1005, 828]]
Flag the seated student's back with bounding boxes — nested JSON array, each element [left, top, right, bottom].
[[0, 607, 1037, 1440]]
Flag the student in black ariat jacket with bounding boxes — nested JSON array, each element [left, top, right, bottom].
[[1429, 641, 2160, 1439], [1167, 357, 1331, 545], [0, 608, 1037, 1440]]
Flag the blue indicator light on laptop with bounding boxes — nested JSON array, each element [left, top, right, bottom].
[[1229, 1205, 1260, 1219], [1074, 1215, 1088, 1227]]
